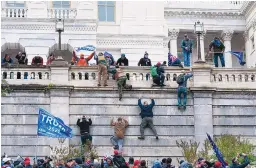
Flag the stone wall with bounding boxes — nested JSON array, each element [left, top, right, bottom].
[[1, 87, 256, 166]]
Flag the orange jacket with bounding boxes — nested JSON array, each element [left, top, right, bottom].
[[76, 52, 94, 66]]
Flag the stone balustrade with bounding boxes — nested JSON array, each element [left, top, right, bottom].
[[1, 7, 27, 18], [2, 64, 256, 89], [47, 8, 77, 19], [165, 1, 244, 10]]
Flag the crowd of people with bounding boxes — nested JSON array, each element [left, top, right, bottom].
[[1, 152, 251, 168]]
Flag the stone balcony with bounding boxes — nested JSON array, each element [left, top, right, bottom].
[[2, 63, 256, 90]]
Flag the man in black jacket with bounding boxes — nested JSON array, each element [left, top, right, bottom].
[[77, 116, 92, 145], [16, 52, 28, 65], [137, 98, 158, 140], [138, 51, 152, 66], [116, 54, 129, 66]]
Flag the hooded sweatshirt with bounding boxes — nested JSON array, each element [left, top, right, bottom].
[[111, 119, 129, 139], [77, 118, 92, 135], [138, 99, 155, 119], [152, 161, 162, 168]]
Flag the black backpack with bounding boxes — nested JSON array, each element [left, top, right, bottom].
[[113, 156, 128, 168], [177, 74, 185, 84]]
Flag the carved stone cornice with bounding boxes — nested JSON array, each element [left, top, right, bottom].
[[221, 30, 234, 41], [97, 39, 163, 47], [243, 31, 249, 42], [246, 18, 256, 31], [164, 11, 245, 19], [1, 24, 97, 32], [168, 29, 179, 40]]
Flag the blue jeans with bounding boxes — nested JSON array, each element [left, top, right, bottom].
[[177, 87, 187, 106], [213, 53, 225, 67], [110, 136, 124, 152], [183, 51, 191, 67]]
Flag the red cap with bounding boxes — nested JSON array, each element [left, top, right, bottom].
[[156, 62, 161, 66], [134, 160, 140, 166], [114, 150, 119, 155], [214, 161, 222, 168], [24, 157, 30, 166]]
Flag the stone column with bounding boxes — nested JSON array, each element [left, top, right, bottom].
[[221, 30, 234, 68], [243, 31, 250, 68], [50, 89, 71, 155], [192, 91, 214, 150], [49, 57, 69, 85], [253, 20, 256, 67], [168, 29, 179, 56], [200, 30, 207, 61]]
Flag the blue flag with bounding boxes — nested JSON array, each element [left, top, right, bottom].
[[206, 133, 227, 168], [228, 51, 246, 66], [37, 108, 73, 138], [104, 51, 115, 65]]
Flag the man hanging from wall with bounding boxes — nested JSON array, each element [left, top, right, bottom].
[[176, 70, 193, 110], [97, 52, 108, 87], [151, 62, 166, 87], [137, 98, 158, 140], [209, 37, 225, 67], [110, 117, 129, 154], [108, 65, 132, 101], [181, 34, 193, 67], [77, 116, 92, 146]]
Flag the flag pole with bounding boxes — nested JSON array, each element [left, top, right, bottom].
[[35, 135, 39, 161]]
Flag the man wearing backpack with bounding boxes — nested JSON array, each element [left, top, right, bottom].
[[209, 37, 225, 67], [176, 70, 193, 110], [108, 65, 132, 101], [151, 62, 165, 87], [113, 150, 128, 168]]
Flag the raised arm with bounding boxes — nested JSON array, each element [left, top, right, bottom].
[[124, 119, 129, 128], [237, 156, 250, 168], [150, 99, 155, 107], [76, 119, 81, 126], [138, 99, 143, 108], [86, 51, 95, 61], [138, 58, 142, 66], [88, 118, 92, 125], [110, 118, 115, 126]]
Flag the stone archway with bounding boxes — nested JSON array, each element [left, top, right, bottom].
[[1, 43, 25, 63], [49, 43, 73, 62]]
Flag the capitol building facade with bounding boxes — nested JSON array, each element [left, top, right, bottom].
[[1, 1, 256, 67]]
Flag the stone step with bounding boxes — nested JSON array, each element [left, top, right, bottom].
[[1, 136, 194, 146], [1, 115, 195, 126]]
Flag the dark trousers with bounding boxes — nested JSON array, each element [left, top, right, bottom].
[[117, 77, 132, 100], [140, 117, 158, 137], [213, 53, 225, 67], [153, 74, 165, 86], [81, 133, 92, 145]]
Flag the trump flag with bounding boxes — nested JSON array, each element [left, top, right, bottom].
[[37, 108, 73, 138]]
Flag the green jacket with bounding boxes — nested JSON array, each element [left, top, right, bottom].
[[230, 156, 250, 168]]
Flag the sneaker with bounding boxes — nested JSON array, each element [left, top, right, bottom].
[[98, 84, 101, 87], [178, 106, 181, 110], [113, 145, 119, 150], [138, 136, 145, 140], [104, 84, 108, 87], [156, 136, 159, 140], [183, 106, 187, 110]]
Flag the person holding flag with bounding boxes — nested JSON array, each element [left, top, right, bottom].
[[209, 37, 225, 67], [72, 45, 96, 66], [168, 53, 183, 68]]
